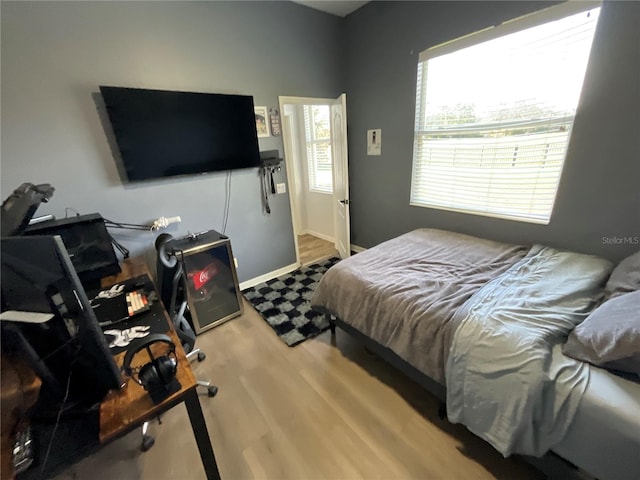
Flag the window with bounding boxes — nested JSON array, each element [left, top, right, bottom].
[[304, 105, 333, 194], [411, 2, 600, 224]]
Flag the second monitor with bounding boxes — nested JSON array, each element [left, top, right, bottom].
[[24, 213, 121, 288]]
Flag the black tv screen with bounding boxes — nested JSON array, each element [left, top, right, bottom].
[[100, 86, 261, 181]]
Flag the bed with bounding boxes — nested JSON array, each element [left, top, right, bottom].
[[310, 228, 640, 480]]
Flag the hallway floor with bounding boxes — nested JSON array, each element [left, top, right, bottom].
[[297, 233, 338, 265]]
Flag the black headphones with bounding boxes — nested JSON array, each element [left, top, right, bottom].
[[123, 334, 179, 403]]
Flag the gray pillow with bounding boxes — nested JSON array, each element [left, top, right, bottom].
[[606, 250, 640, 298], [563, 290, 640, 378]]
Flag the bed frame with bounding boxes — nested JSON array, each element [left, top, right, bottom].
[[323, 313, 593, 480]]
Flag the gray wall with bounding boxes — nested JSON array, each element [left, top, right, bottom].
[[344, 1, 640, 262], [1, 1, 343, 281], [3, 1, 638, 282]]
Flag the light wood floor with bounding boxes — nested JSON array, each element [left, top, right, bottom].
[[56, 301, 543, 480], [298, 234, 338, 266]]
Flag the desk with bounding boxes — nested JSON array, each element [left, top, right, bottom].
[[19, 259, 222, 480], [99, 260, 221, 479]]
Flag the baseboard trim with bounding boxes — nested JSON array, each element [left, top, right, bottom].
[[239, 262, 299, 291], [350, 244, 367, 253]]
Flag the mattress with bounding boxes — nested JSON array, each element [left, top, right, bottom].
[[552, 366, 640, 480], [310, 228, 528, 384], [446, 245, 612, 457], [312, 228, 639, 478]]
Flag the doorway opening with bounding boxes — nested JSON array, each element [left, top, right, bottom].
[[297, 233, 337, 266], [279, 96, 350, 266]]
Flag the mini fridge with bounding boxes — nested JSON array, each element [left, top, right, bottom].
[[167, 230, 243, 334]]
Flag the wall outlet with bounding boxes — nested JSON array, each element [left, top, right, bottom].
[[276, 183, 286, 194]]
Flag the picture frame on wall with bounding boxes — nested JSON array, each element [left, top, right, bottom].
[[269, 108, 281, 136], [255, 106, 270, 138]]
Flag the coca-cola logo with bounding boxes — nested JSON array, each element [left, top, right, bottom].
[[198, 269, 211, 285], [191, 262, 219, 290]]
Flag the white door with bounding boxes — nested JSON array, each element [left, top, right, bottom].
[[331, 94, 350, 259]]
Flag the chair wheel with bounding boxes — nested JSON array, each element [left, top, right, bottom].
[[207, 385, 219, 397], [197, 352, 206, 362], [141, 434, 155, 452]]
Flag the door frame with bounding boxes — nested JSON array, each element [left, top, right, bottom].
[[279, 95, 343, 267]]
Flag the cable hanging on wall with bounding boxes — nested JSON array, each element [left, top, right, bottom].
[[259, 150, 283, 215], [221, 170, 232, 234]]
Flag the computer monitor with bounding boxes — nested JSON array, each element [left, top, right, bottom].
[[1, 235, 123, 409], [24, 213, 121, 289]]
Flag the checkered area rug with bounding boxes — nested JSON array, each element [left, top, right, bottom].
[[242, 257, 339, 346]]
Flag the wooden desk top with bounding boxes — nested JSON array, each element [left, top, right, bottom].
[[98, 259, 197, 443]]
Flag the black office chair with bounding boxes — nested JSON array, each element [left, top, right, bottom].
[[138, 234, 218, 452], [157, 250, 218, 397]]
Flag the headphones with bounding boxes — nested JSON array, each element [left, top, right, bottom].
[[123, 334, 179, 403]]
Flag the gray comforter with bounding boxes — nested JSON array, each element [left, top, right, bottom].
[[310, 228, 528, 383], [446, 245, 613, 456]]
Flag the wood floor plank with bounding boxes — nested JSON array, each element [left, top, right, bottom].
[[199, 302, 543, 479], [298, 234, 338, 265], [55, 299, 544, 480]]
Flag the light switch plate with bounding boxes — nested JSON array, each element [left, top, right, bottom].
[[276, 183, 286, 194]]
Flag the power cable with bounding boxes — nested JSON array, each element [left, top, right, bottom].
[[222, 170, 232, 234], [38, 361, 74, 479]]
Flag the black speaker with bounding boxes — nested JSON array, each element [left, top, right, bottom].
[[122, 334, 180, 404]]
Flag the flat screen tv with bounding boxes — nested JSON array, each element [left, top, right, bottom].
[[100, 86, 261, 182]]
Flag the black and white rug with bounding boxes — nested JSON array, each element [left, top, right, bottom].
[[242, 257, 339, 347]]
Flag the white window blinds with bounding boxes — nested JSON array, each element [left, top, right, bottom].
[[411, 2, 600, 224], [303, 105, 333, 194]]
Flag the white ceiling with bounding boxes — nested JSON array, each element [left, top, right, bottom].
[[292, 1, 369, 17]]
